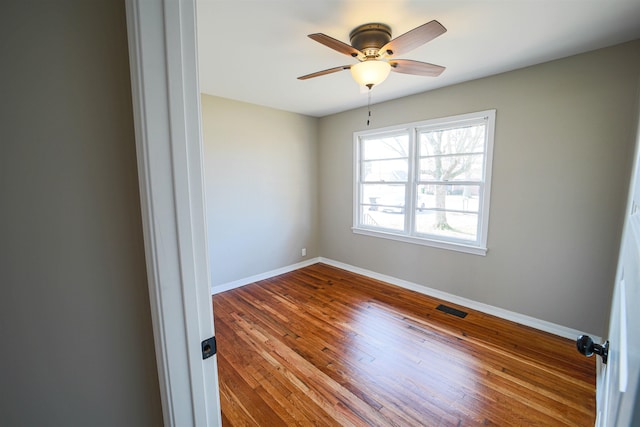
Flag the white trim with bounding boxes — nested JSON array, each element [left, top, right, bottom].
[[352, 227, 488, 255], [125, 0, 221, 426], [212, 258, 321, 294], [319, 258, 600, 341]]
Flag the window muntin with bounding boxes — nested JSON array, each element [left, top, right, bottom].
[[354, 110, 496, 255]]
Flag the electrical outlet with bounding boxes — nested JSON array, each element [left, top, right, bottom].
[[301, 248, 306, 257]]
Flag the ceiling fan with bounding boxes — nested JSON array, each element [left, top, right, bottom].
[[297, 20, 447, 89]]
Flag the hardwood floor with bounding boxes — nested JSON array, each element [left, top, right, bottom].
[[212, 263, 595, 426]]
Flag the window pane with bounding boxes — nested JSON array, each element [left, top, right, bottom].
[[419, 124, 485, 156], [415, 210, 479, 242], [418, 153, 483, 181], [361, 184, 406, 210], [360, 210, 404, 231], [362, 135, 409, 160], [363, 159, 408, 182], [361, 184, 406, 231], [360, 210, 406, 231], [417, 184, 480, 213]]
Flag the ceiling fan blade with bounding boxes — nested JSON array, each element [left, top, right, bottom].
[[380, 20, 446, 57], [297, 65, 352, 80], [389, 59, 445, 77], [308, 33, 363, 58]]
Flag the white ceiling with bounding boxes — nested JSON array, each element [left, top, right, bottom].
[[196, 1, 640, 118]]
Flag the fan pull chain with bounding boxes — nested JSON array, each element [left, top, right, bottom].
[[366, 87, 372, 126]]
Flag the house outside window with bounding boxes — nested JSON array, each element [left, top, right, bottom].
[[353, 110, 496, 255]]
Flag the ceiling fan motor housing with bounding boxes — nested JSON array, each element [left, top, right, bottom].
[[349, 23, 392, 57]]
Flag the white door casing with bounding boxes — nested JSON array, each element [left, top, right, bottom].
[[125, 0, 222, 425]]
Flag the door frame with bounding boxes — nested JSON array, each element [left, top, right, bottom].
[[125, 0, 221, 425]]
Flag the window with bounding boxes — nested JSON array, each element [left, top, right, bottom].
[[353, 110, 496, 255]]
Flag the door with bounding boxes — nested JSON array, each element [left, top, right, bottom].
[[596, 104, 640, 426]]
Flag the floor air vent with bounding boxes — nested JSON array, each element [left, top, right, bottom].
[[436, 304, 468, 318]]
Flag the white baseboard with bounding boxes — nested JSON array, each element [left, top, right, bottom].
[[318, 257, 599, 342], [211, 257, 598, 342], [211, 257, 321, 295]]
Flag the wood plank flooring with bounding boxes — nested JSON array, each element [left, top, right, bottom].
[[212, 263, 596, 426]]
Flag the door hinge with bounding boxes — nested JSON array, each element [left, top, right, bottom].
[[201, 336, 216, 360]]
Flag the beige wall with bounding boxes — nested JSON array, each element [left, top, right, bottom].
[[201, 95, 319, 288], [318, 40, 640, 336], [0, 1, 163, 425]]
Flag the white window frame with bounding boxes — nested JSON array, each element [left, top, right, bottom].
[[353, 110, 496, 256]]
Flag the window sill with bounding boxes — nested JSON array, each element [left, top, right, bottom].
[[352, 227, 487, 256]]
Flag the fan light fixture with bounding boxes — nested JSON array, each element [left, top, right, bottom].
[[350, 60, 391, 89], [298, 20, 446, 93]]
